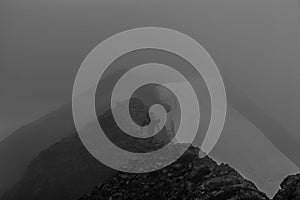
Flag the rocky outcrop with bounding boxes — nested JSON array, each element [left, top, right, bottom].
[[273, 174, 300, 200], [79, 145, 270, 200]]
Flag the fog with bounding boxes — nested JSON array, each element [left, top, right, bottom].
[[0, 0, 299, 162]]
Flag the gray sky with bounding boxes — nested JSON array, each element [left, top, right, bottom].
[[0, 0, 299, 143]]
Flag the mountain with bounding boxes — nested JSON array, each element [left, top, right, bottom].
[[2, 95, 299, 199], [0, 104, 75, 196], [0, 69, 138, 197], [1, 78, 299, 199], [78, 145, 270, 200], [0, 97, 169, 200], [1, 134, 115, 200]]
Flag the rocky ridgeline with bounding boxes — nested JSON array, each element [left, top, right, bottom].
[[79, 145, 270, 200]]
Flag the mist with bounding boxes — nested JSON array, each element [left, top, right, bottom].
[[1, 0, 299, 164]]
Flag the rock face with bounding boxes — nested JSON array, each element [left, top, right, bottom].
[[273, 174, 300, 200], [79, 145, 270, 200]]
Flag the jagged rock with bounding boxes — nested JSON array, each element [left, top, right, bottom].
[[78, 145, 269, 200], [273, 174, 300, 200]]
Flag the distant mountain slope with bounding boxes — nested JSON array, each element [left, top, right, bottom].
[[0, 104, 75, 196], [1, 134, 115, 200], [0, 97, 168, 199], [0, 98, 165, 200], [0, 69, 128, 197]]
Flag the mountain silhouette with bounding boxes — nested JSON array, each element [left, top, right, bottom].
[[1, 81, 299, 199], [1, 134, 114, 200], [1, 98, 169, 200], [0, 68, 299, 198], [0, 104, 74, 196]]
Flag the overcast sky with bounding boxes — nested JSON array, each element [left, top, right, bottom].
[[0, 0, 299, 142]]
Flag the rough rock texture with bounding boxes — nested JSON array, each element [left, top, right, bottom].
[[79, 145, 270, 200], [273, 174, 300, 200]]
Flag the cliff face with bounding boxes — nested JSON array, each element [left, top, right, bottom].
[[79, 145, 270, 200], [273, 174, 300, 200]]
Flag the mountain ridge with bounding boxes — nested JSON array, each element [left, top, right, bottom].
[[78, 145, 299, 200]]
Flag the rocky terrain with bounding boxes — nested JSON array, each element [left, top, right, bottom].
[[79, 145, 271, 200], [273, 174, 300, 200], [79, 144, 300, 200]]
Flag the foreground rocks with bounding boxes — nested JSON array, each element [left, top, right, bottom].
[[273, 174, 300, 200], [79, 145, 270, 200]]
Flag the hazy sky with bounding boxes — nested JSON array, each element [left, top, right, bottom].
[[0, 0, 299, 142]]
